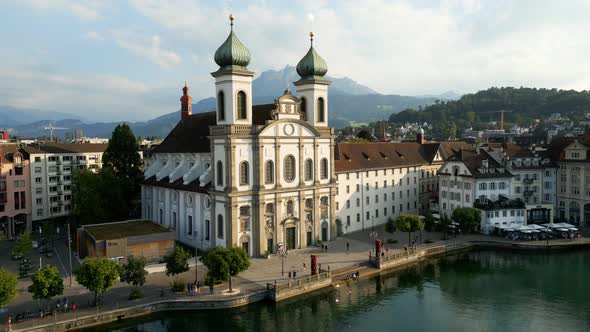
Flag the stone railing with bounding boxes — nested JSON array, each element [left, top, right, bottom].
[[267, 271, 331, 293], [209, 125, 254, 136]]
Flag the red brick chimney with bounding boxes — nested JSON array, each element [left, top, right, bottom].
[[180, 82, 192, 120]]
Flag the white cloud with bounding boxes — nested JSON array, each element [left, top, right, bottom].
[[83, 31, 103, 41], [0, 50, 165, 122], [112, 31, 182, 68], [127, 0, 590, 96], [19, 0, 103, 20]]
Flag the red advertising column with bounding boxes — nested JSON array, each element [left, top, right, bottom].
[[311, 255, 318, 275]]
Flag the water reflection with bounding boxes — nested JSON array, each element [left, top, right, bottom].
[[84, 250, 590, 332]]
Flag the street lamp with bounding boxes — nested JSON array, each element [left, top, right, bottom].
[[278, 244, 287, 276]]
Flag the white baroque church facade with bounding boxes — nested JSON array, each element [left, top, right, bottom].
[[142, 17, 336, 257]]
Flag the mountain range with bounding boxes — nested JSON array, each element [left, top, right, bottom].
[[1, 66, 457, 138]]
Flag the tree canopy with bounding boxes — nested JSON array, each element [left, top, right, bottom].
[[13, 232, 33, 257], [452, 207, 481, 233], [120, 256, 148, 287], [395, 215, 425, 245], [164, 246, 191, 279], [200, 247, 250, 292], [0, 268, 18, 308], [71, 168, 129, 226], [75, 257, 120, 305], [103, 123, 142, 180], [28, 265, 64, 305]]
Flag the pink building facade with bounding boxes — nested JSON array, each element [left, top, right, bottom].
[[0, 144, 31, 239]]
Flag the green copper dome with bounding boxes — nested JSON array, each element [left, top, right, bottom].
[[296, 33, 328, 80], [214, 19, 251, 70]]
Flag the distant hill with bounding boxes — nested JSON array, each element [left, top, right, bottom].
[[6, 67, 438, 138], [389, 86, 590, 139], [0, 106, 84, 127]]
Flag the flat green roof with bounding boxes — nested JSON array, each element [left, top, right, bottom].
[[84, 220, 172, 241]]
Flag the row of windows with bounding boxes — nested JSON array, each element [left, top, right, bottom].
[[485, 210, 524, 218], [341, 167, 419, 180], [441, 191, 471, 202], [441, 180, 472, 189], [342, 202, 418, 226], [217, 90, 326, 123], [233, 158, 329, 186], [478, 182, 507, 190]]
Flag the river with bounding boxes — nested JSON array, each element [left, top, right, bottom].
[[83, 249, 590, 332]]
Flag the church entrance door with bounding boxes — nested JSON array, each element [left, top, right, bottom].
[[286, 227, 296, 250]]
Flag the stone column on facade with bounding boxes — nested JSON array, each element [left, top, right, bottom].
[[330, 136, 336, 184], [313, 191, 321, 242], [256, 141, 264, 191], [230, 143, 237, 191], [211, 198, 217, 247], [299, 195, 306, 249], [275, 194, 283, 246], [224, 145, 230, 190], [299, 138, 305, 186], [330, 190, 337, 241], [313, 139, 319, 185], [275, 138, 281, 189], [257, 199, 266, 256]]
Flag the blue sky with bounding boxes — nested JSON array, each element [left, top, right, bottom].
[[1, 0, 590, 122]]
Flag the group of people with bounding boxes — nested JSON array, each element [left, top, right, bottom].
[[188, 280, 202, 295]]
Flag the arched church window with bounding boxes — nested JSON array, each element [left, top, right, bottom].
[[216, 161, 223, 186], [317, 97, 325, 123], [240, 161, 249, 185], [237, 91, 247, 120], [217, 214, 224, 239], [284, 155, 296, 182], [304, 159, 313, 181], [300, 97, 307, 121], [320, 158, 329, 179], [218, 90, 225, 121], [265, 160, 274, 184]]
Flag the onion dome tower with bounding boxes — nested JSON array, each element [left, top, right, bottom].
[[211, 14, 254, 125], [294, 32, 331, 128]]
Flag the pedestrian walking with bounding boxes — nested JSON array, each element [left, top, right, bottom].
[[325, 244, 328, 252], [302, 262, 306, 270], [288, 271, 292, 278], [196, 281, 201, 294], [346, 241, 350, 252], [293, 271, 297, 279], [71, 302, 76, 311]]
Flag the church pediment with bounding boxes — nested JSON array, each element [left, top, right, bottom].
[[272, 89, 304, 121]]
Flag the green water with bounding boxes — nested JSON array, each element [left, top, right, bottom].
[[84, 250, 590, 332]]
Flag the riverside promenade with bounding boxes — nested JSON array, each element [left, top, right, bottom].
[[3, 226, 590, 332]]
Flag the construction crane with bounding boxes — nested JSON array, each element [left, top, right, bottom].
[[480, 110, 512, 130], [44, 124, 68, 142]]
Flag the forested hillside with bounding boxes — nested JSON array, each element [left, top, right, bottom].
[[389, 87, 590, 138]]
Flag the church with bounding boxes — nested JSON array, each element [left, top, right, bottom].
[[142, 16, 335, 257], [142, 16, 466, 257]]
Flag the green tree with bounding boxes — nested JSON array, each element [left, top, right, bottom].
[[395, 215, 424, 245], [120, 256, 148, 287], [71, 168, 128, 226], [0, 268, 18, 308], [103, 124, 142, 180], [14, 232, 33, 257], [75, 257, 120, 306], [164, 246, 191, 281], [385, 217, 396, 235], [200, 247, 250, 292], [120, 255, 148, 300], [452, 207, 481, 233], [28, 265, 64, 309]]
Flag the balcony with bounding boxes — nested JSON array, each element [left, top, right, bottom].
[[523, 178, 534, 185], [523, 190, 534, 197]]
